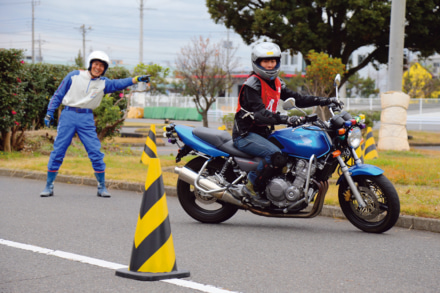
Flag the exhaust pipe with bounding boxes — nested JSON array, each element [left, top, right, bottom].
[[174, 167, 244, 207]]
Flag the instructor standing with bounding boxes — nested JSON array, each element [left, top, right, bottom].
[[40, 51, 150, 198]]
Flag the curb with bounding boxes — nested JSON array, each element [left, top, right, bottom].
[[1, 168, 439, 234]]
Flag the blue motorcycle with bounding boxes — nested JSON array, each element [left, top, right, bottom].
[[165, 75, 400, 233]]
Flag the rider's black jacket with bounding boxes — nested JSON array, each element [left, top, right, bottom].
[[232, 74, 323, 139]]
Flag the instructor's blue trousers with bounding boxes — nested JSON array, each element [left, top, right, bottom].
[[48, 108, 105, 172]]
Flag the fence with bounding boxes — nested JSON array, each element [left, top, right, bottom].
[[130, 92, 440, 130]]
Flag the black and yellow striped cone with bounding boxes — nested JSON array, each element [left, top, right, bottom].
[[116, 125, 190, 281], [363, 127, 379, 160]]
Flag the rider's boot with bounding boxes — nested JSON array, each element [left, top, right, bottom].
[[40, 171, 58, 197], [95, 172, 111, 198], [242, 180, 270, 208]]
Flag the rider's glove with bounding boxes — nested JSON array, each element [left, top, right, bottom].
[[287, 116, 305, 127], [44, 113, 53, 128], [135, 75, 150, 83], [319, 97, 343, 108], [319, 97, 336, 106]]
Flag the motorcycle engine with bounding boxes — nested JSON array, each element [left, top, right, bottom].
[[265, 159, 316, 208]]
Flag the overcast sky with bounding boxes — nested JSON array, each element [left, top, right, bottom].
[[0, 0, 253, 70]]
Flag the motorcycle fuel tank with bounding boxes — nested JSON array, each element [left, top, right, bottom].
[[269, 126, 331, 159]]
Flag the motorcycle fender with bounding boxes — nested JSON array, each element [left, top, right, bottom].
[[336, 164, 384, 185]]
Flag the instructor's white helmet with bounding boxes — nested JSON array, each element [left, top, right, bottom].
[[251, 42, 281, 80], [87, 51, 110, 76]]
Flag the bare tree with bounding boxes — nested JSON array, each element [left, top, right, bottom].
[[175, 36, 237, 127]]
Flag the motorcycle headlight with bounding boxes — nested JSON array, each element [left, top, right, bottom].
[[347, 127, 362, 148]]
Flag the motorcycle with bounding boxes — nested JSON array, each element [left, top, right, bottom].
[[164, 74, 400, 233]]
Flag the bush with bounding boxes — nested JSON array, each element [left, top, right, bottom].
[[1, 49, 78, 151], [94, 66, 131, 140], [0, 49, 135, 151], [0, 49, 27, 151], [23, 63, 76, 129], [222, 113, 235, 130]]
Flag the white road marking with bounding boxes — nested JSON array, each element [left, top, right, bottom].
[[0, 238, 240, 293]]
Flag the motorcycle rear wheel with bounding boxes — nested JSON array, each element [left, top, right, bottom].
[[338, 174, 400, 233], [177, 156, 239, 223]]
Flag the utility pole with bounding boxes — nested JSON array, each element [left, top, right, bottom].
[[138, 0, 156, 64], [379, 0, 410, 151], [139, 0, 144, 64], [77, 24, 92, 67], [31, 0, 40, 64], [387, 0, 406, 91], [37, 34, 45, 62]]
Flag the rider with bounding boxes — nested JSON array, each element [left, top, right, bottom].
[[233, 42, 337, 207], [40, 51, 150, 198]]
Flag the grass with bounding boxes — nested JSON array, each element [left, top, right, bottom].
[[1, 129, 439, 219]]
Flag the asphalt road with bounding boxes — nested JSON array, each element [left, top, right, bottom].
[[1, 176, 440, 293]]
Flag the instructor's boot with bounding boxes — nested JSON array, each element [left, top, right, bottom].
[[94, 172, 111, 198], [40, 171, 58, 197], [242, 181, 270, 208]]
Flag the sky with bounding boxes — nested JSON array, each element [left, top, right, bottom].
[[0, 0, 253, 70]]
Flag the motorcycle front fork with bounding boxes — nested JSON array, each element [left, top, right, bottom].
[[336, 155, 367, 208]]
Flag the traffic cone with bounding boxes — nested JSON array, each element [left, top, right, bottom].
[[363, 127, 379, 160], [140, 125, 158, 165], [116, 125, 190, 281]]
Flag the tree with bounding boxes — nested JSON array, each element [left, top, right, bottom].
[[74, 50, 84, 68], [281, 51, 345, 120], [303, 51, 346, 97], [304, 51, 345, 120], [346, 73, 380, 98], [403, 62, 440, 99], [133, 63, 170, 95], [175, 36, 237, 127], [206, 0, 440, 85]]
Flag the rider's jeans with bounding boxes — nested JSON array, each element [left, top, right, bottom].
[[233, 132, 281, 186]]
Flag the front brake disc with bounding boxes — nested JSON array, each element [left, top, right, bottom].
[[350, 186, 380, 220]]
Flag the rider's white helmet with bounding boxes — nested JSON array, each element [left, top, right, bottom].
[[251, 42, 282, 80], [87, 51, 110, 76]]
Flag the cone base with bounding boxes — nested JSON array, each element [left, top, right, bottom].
[[115, 268, 190, 281]]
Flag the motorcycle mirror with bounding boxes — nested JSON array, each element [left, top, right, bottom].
[[282, 98, 296, 110], [334, 74, 341, 87]]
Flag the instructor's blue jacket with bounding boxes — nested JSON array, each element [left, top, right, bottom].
[[47, 70, 134, 116]]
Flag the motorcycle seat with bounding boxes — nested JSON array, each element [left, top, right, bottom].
[[193, 127, 253, 159]]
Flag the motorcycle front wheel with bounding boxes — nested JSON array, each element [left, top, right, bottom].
[[177, 156, 239, 224], [338, 174, 400, 233]]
